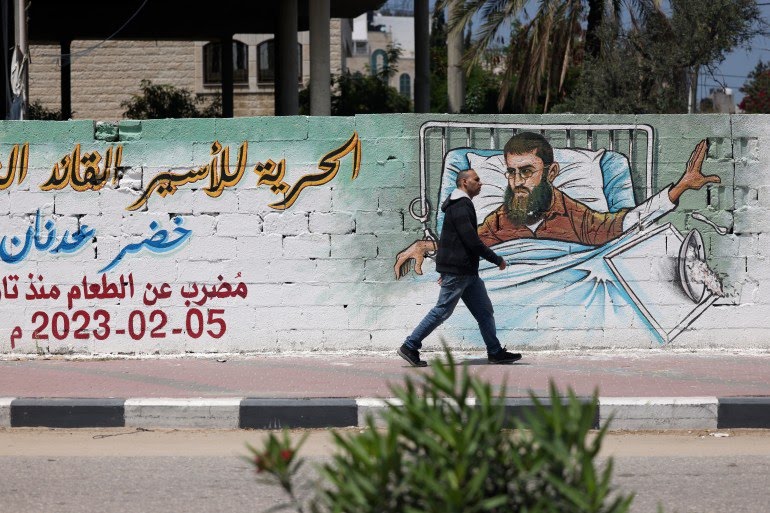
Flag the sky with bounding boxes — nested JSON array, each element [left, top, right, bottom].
[[395, 0, 770, 108]]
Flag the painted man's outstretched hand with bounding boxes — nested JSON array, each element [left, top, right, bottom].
[[394, 239, 437, 279], [669, 139, 722, 203]]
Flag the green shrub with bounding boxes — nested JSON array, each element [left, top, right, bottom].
[[28, 100, 64, 120], [246, 431, 310, 512], [121, 80, 221, 119], [298, 44, 411, 115], [249, 348, 633, 513]]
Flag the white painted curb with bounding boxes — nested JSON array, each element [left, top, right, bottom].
[[356, 398, 403, 427], [124, 398, 242, 429], [0, 397, 14, 428], [4, 396, 767, 430], [599, 397, 719, 430]]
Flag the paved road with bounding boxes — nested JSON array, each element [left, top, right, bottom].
[[2, 428, 769, 513]]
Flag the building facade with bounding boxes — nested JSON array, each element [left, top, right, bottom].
[[28, 19, 352, 120], [346, 11, 416, 101]]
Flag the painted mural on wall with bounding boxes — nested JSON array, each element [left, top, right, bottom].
[[394, 122, 730, 344], [0, 129, 361, 352], [1, 116, 766, 353]]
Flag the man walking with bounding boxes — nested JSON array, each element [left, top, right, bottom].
[[397, 168, 522, 367]]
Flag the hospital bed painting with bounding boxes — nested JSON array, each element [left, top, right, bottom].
[[401, 122, 724, 345]]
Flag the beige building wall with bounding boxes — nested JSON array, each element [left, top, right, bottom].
[[346, 29, 415, 100], [346, 30, 389, 75], [332, 18, 351, 76], [30, 40, 197, 121], [28, 19, 349, 120]]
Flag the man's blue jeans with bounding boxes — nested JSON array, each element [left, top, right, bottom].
[[404, 273, 503, 355]]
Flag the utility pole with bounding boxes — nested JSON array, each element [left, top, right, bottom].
[[1, 0, 12, 119], [414, 0, 430, 113], [12, 0, 28, 119], [688, 66, 699, 114], [275, 0, 299, 116], [447, 0, 464, 113], [309, 0, 331, 116]]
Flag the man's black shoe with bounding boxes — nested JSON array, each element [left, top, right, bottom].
[[488, 348, 522, 364], [398, 344, 428, 367]]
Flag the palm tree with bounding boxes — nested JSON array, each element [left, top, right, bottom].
[[435, 0, 659, 112]]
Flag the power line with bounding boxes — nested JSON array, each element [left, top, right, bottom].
[[708, 73, 750, 79], [702, 82, 744, 90], [703, 79, 743, 85]]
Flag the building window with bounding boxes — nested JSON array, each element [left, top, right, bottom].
[[399, 73, 411, 98], [354, 41, 369, 56], [258, 39, 303, 83], [370, 49, 388, 78], [203, 40, 248, 85]]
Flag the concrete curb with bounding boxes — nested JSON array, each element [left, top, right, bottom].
[[9, 398, 124, 428], [1, 397, 769, 430], [600, 397, 719, 430], [0, 397, 13, 427], [240, 399, 358, 429], [124, 398, 243, 429], [718, 397, 770, 429]]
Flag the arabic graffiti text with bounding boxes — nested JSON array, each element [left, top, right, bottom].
[[127, 132, 361, 211], [0, 210, 94, 265], [5, 273, 248, 349], [28, 307, 227, 342], [42, 144, 123, 192], [1, 134, 362, 214], [98, 217, 192, 273], [0, 212, 191, 272], [0, 142, 29, 190]]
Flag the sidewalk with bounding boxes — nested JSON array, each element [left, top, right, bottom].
[[1, 350, 769, 430]]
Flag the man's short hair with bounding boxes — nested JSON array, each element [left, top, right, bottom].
[[503, 132, 554, 166], [456, 169, 474, 187]]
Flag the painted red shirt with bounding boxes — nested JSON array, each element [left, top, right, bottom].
[[477, 187, 629, 246]]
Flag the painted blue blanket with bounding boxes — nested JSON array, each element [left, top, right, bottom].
[[434, 231, 656, 345]]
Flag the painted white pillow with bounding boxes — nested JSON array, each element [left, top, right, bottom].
[[466, 148, 609, 222], [552, 148, 609, 212], [465, 153, 509, 223]]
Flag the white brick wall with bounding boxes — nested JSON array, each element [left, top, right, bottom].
[[262, 212, 309, 235], [309, 212, 355, 234], [283, 234, 331, 259]]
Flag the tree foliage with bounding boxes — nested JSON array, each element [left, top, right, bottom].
[[554, 21, 686, 113], [557, 0, 763, 113], [739, 60, 770, 113], [431, 6, 513, 113], [333, 44, 410, 115], [437, 0, 592, 113], [463, 61, 511, 113], [121, 80, 221, 119], [250, 348, 635, 513], [430, 8, 450, 113], [329, 74, 410, 115], [300, 44, 410, 115], [644, 0, 762, 73], [436, 0, 761, 114], [28, 100, 64, 120]]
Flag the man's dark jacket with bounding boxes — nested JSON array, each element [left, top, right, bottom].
[[436, 193, 503, 275]]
